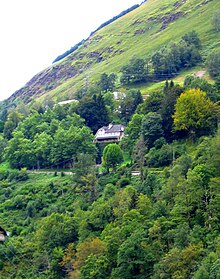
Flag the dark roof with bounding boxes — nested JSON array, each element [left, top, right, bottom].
[[0, 226, 7, 236], [100, 124, 124, 133]]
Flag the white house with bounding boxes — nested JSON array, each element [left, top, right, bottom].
[[94, 124, 125, 143]]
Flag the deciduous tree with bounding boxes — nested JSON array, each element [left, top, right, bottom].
[[173, 89, 216, 137], [102, 143, 123, 172]]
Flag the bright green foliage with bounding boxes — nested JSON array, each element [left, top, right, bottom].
[[102, 143, 123, 171], [35, 213, 77, 250], [5, 131, 35, 169], [33, 132, 53, 169], [4, 106, 96, 169], [80, 254, 110, 279], [3, 110, 24, 140], [173, 89, 216, 137]]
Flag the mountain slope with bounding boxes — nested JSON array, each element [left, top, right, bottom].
[[8, 0, 220, 105]]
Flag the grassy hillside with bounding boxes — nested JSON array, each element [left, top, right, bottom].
[[7, 0, 220, 105]]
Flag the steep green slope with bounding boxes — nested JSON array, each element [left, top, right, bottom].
[[8, 0, 220, 105]]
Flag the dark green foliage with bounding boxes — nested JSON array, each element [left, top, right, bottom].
[[120, 57, 149, 85], [141, 112, 164, 149], [90, 4, 140, 35], [160, 81, 184, 140], [138, 91, 164, 114], [120, 89, 143, 123], [206, 50, 220, 79], [146, 144, 173, 167], [112, 229, 153, 279], [77, 93, 109, 133], [182, 30, 201, 48], [117, 177, 131, 188], [53, 39, 85, 63], [151, 38, 201, 80], [98, 73, 116, 92]]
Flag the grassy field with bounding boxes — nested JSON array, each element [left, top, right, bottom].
[[46, 0, 218, 100], [12, 0, 220, 105]]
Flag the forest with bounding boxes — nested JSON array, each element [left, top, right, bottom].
[[0, 30, 220, 278]]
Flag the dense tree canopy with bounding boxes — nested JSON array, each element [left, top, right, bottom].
[[102, 143, 124, 171], [173, 89, 217, 137]]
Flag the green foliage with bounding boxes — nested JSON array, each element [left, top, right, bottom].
[[119, 89, 143, 124], [120, 31, 202, 85], [182, 30, 201, 49], [184, 75, 219, 102], [76, 93, 109, 133], [138, 91, 164, 114], [120, 57, 149, 85], [98, 72, 116, 92], [4, 106, 97, 169], [102, 143, 123, 171], [160, 81, 184, 140], [3, 110, 24, 140], [212, 10, 220, 32], [207, 50, 220, 79], [173, 89, 217, 137], [141, 112, 164, 149], [1, 2, 220, 277], [0, 127, 220, 278], [151, 37, 201, 80]]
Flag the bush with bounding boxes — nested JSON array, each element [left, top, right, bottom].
[[117, 177, 131, 188], [7, 168, 29, 182], [207, 51, 220, 78]]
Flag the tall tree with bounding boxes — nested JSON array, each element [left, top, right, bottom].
[[212, 10, 220, 32], [141, 112, 164, 149], [99, 73, 116, 92], [77, 94, 109, 133], [120, 57, 148, 85], [160, 82, 184, 140], [206, 51, 220, 79], [102, 143, 123, 172], [173, 89, 217, 138], [3, 110, 24, 139], [182, 30, 201, 48]]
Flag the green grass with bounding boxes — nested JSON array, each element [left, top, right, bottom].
[[16, 0, 220, 104]]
